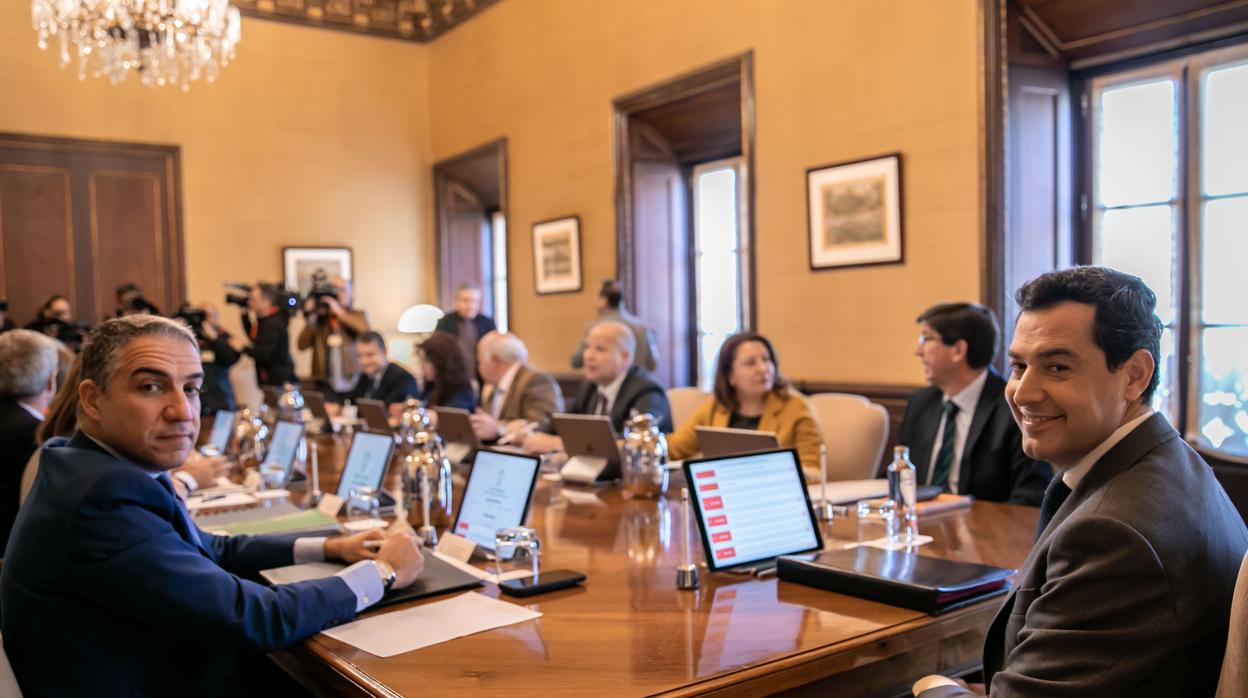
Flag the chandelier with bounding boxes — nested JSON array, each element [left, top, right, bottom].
[[31, 0, 242, 91]]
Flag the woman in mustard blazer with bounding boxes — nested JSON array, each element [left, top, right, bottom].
[[667, 332, 823, 480]]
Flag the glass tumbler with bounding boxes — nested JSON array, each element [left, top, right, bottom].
[[494, 526, 541, 580], [856, 498, 898, 545], [345, 486, 382, 524]]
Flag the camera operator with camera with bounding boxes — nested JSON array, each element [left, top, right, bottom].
[[228, 282, 296, 388], [296, 271, 369, 398], [25, 295, 89, 352], [175, 302, 240, 416]]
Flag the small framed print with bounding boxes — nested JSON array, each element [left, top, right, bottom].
[[532, 216, 582, 295], [806, 153, 904, 270], [282, 246, 353, 294]]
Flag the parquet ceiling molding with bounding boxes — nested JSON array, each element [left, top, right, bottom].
[[232, 0, 500, 42]]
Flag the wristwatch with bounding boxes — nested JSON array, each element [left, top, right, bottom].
[[374, 560, 397, 590]]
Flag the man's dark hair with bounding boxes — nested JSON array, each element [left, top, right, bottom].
[[916, 303, 999, 369], [599, 280, 623, 309], [357, 330, 387, 354], [1015, 266, 1162, 403]]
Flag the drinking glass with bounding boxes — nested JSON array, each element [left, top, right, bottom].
[[856, 498, 897, 545], [345, 486, 382, 524], [494, 526, 541, 580]]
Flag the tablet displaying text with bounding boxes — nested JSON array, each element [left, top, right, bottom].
[[453, 449, 541, 551], [208, 410, 235, 453], [337, 430, 395, 499], [265, 421, 304, 479]]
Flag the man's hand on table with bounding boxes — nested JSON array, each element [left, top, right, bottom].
[[324, 528, 386, 563]]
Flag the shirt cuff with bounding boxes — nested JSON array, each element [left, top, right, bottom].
[[336, 560, 386, 613], [174, 471, 199, 492], [292, 537, 328, 564]]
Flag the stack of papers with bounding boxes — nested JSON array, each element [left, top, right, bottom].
[[185, 492, 258, 511], [321, 592, 541, 657]]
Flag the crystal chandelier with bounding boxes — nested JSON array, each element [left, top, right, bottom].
[[31, 0, 242, 91]]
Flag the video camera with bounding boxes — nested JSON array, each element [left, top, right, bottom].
[[173, 304, 208, 340], [223, 281, 299, 317], [306, 269, 340, 316]]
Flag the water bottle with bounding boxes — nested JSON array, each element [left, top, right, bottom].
[[887, 445, 919, 543]]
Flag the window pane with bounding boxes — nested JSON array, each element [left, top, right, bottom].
[[491, 212, 508, 333], [1203, 61, 1248, 196], [1094, 204, 1177, 325], [1202, 196, 1248, 325], [698, 333, 728, 392], [694, 164, 742, 388], [1096, 79, 1178, 207], [1196, 326, 1248, 457], [1153, 327, 1176, 422]]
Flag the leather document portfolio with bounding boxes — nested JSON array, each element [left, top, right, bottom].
[[777, 547, 1015, 615], [261, 549, 483, 609]]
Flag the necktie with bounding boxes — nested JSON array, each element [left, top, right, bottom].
[[595, 391, 610, 416], [931, 401, 959, 491], [1035, 476, 1072, 541], [367, 373, 381, 399]]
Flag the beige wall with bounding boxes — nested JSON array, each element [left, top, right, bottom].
[[428, 0, 983, 385], [0, 8, 434, 398]]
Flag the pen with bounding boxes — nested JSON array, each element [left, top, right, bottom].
[[755, 567, 778, 579], [199, 494, 227, 503], [363, 540, 383, 550]]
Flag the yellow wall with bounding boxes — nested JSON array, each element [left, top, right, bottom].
[[428, 0, 982, 385], [0, 8, 434, 397]]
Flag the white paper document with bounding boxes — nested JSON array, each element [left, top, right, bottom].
[[806, 479, 889, 505], [320, 592, 541, 658], [184, 492, 258, 511]]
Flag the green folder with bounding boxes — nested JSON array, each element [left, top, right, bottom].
[[202, 509, 342, 537]]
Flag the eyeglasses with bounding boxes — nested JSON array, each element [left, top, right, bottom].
[[917, 332, 944, 346]]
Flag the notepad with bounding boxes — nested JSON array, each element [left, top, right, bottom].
[[320, 592, 542, 657], [199, 509, 341, 536]]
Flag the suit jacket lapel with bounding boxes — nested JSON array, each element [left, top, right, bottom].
[[610, 368, 639, 428], [499, 365, 528, 420], [911, 391, 942, 484], [757, 391, 786, 433], [957, 370, 1003, 493]]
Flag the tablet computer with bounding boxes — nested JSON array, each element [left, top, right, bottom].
[[302, 390, 334, 432], [683, 448, 824, 573], [263, 420, 305, 487], [435, 406, 478, 464], [552, 414, 622, 483], [261, 385, 281, 410], [695, 426, 779, 458], [206, 410, 235, 454], [356, 398, 392, 432], [335, 429, 396, 499], [452, 449, 541, 552]]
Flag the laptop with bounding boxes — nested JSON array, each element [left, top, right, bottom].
[[302, 390, 335, 433], [262, 420, 306, 487], [552, 414, 622, 484], [695, 426, 780, 458], [356, 398, 392, 432], [336, 429, 397, 500], [434, 407, 478, 464], [452, 449, 542, 553], [683, 448, 824, 573], [205, 409, 235, 454]]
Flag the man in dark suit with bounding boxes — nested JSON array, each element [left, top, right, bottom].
[[339, 331, 419, 407], [240, 282, 296, 387], [914, 267, 1248, 697], [899, 302, 1050, 505], [434, 282, 497, 371], [1, 315, 424, 696], [470, 331, 563, 442], [0, 329, 59, 554], [524, 321, 670, 453]]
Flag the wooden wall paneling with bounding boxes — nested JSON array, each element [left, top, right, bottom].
[[88, 170, 167, 320], [0, 163, 75, 326]]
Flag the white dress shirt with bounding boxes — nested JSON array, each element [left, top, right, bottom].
[[926, 369, 989, 494], [1061, 409, 1155, 490], [595, 369, 629, 417]]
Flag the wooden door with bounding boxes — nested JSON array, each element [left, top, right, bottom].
[[0, 133, 184, 327], [436, 179, 491, 316], [631, 158, 691, 389]]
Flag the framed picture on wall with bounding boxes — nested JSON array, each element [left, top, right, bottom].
[[532, 216, 582, 295], [806, 153, 904, 270], [282, 247, 354, 295]]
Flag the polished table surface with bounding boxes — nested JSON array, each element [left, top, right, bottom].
[[264, 437, 1038, 697]]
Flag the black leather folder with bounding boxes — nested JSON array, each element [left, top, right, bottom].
[[777, 547, 1015, 615]]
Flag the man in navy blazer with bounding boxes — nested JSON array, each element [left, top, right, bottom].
[[522, 321, 671, 454], [339, 331, 419, 407], [1, 315, 424, 697], [899, 302, 1051, 505]]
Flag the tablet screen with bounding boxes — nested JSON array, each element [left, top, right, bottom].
[[208, 410, 235, 453], [453, 450, 541, 551], [337, 431, 394, 498], [265, 421, 304, 476], [685, 449, 822, 571]]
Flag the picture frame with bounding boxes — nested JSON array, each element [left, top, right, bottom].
[[532, 216, 582, 295], [282, 246, 354, 294], [806, 153, 904, 270]]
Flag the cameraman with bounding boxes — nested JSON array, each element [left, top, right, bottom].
[[296, 274, 369, 398], [176, 302, 239, 415], [25, 295, 87, 352], [114, 282, 161, 317], [239, 283, 296, 387]]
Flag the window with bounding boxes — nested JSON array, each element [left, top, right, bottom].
[[490, 210, 508, 333], [1089, 45, 1248, 458], [692, 157, 748, 390]]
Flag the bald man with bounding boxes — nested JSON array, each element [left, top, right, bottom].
[[522, 321, 671, 454]]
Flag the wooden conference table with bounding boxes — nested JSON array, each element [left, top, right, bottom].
[[262, 437, 1038, 697]]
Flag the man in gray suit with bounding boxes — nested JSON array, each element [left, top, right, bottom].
[[915, 266, 1248, 697]]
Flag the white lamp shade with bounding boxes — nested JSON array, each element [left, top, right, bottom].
[[397, 304, 445, 333]]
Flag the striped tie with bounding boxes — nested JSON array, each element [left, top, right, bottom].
[[931, 401, 959, 491]]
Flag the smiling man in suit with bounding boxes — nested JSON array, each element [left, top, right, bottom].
[[914, 267, 1248, 697], [899, 302, 1051, 505]]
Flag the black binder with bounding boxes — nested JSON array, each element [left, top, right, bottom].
[[777, 547, 1015, 615]]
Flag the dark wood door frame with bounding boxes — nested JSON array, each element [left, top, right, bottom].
[[612, 51, 757, 331], [432, 137, 508, 315]]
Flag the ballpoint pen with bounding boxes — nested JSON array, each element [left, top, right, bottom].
[[497, 421, 539, 446]]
